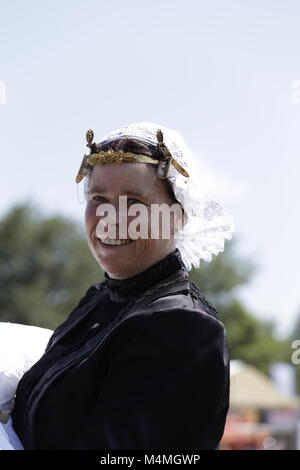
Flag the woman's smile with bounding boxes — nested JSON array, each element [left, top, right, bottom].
[[97, 237, 134, 248]]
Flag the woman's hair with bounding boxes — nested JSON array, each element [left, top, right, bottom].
[[83, 136, 179, 204]]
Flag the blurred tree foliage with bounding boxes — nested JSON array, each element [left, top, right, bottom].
[[0, 202, 291, 379], [190, 239, 288, 375], [0, 203, 103, 329]]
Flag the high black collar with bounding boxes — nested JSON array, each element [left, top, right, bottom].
[[103, 248, 187, 303]]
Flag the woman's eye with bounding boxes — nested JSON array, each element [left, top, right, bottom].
[[91, 196, 106, 203], [128, 198, 142, 205]]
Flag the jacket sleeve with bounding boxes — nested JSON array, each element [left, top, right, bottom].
[[73, 307, 230, 450]]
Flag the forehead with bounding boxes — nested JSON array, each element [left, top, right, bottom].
[[88, 163, 158, 197]]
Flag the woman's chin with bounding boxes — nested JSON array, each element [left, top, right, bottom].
[[98, 258, 134, 278], [93, 239, 137, 273]]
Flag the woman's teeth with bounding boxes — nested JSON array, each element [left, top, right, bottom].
[[100, 238, 132, 246]]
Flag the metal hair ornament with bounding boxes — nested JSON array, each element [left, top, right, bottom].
[[75, 129, 189, 183]]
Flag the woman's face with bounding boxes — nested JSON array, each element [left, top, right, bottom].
[[84, 163, 184, 279]]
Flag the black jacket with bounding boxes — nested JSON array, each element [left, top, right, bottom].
[[12, 248, 230, 450]]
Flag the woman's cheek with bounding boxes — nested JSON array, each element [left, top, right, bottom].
[[85, 202, 98, 229]]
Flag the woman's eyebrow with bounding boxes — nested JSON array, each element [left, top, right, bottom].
[[89, 188, 147, 198]]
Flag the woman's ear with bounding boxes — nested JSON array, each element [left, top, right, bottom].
[[182, 208, 188, 228], [178, 207, 187, 229], [173, 206, 187, 238]]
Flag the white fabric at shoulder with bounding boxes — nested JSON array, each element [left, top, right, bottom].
[[0, 322, 53, 413], [0, 322, 53, 450]]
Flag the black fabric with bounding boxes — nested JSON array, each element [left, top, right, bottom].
[[11, 248, 229, 450], [103, 248, 184, 303]]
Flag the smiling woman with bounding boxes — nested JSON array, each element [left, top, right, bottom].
[[11, 122, 234, 450], [84, 164, 183, 279], [81, 131, 188, 280]]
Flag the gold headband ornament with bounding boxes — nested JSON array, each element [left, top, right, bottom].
[[75, 129, 189, 183]]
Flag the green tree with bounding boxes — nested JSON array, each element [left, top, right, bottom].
[[0, 202, 103, 329], [190, 239, 287, 374]]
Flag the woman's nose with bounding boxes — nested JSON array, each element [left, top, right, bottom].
[[96, 204, 128, 239]]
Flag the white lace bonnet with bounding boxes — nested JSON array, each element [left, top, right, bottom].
[[77, 122, 235, 271]]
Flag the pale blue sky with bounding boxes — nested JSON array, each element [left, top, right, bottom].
[[1, 0, 300, 336]]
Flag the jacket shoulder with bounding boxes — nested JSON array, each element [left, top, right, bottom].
[[118, 282, 226, 356], [188, 280, 221, 320], [140, 276, 221, 323], [44, 284, 101, 352], [63, 284, 101, 322]]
